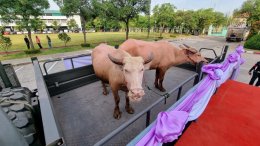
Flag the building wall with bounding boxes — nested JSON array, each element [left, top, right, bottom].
[[0, 10, 82, 31]]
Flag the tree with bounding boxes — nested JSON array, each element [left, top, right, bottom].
[[58, 33, 71, 46], [0, 0, 49, 49], [212, 12, 227, 28], [31, 18, 46, 32], [132, 15, 149, 31], [146, 0, 151, 38], [194, 8, 215, 34], [234, 0, 260, 38], [182, 10, 198, 33], [0, 26, 4, 35], [67, 19, 79, 32], [97, 0, 150, 39], [0, 35, 12, 54], [153, 3, 176, 37], [52, 20, 61, 33], [55, 0, 97, 44]]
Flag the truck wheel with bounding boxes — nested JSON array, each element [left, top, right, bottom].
[[0, 87, 37, 145]]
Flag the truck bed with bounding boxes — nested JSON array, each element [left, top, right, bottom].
[[50, 67, 196, 146]]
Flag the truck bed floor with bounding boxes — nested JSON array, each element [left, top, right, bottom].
[[51, 67, 195, 146]]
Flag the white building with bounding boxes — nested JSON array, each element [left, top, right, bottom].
[[0, 10, 82, 33], [40, 10, 82, 31]]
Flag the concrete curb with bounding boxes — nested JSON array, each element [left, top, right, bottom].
[[245, 50, 260, 54]]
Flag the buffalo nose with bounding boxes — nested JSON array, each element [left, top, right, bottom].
[[131, 89, 145, 97]]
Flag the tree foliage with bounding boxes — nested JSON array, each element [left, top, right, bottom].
[[96, 0, 150, 39], [234, 0, 260, 38], [52, 20, 61, 33], [132, 15, 149, 29], [172, 8, 227, 34], [174, 10, 197, 34], [58, 33, 71, 46], [67, 19, 79, 31], [0, 26, 4, 35], [244, 34, 260, 50], [153, 3, 175, 36], [54, 0, 98, 44], [0, 0, 49, 49], [31, 18, 46, 32], [0, 35, 12, 54]]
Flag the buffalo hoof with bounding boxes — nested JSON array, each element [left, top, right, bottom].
[[113, 109, 122, 119], [103, 91, 109, 95], [125, 106, 135, 114], [155, 85, 166, 92], [158, 87, 166, 92], [154, 83, 159, 89]]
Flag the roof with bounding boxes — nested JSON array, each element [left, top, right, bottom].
[[44, 10, 61, 14]]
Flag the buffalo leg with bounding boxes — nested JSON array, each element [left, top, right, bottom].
[[111, 88, 121, 119], [101, 81, 108, 95], [154, 68, 160, 89], [158, 69, 167, 92], [125, 92, 135, 114]]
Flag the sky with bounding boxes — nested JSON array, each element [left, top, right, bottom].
[[49, 0, 246, 15]]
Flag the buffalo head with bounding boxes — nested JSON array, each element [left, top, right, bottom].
[[180, 44, 208, 65], [108, 52, 153, 101]]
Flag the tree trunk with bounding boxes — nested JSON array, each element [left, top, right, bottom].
[[159, 25, 164, 37], [147, 14, 151, 38], [27, 29, 34, 49], [81, 15, 87, 44], [125, 20, 129, 40]]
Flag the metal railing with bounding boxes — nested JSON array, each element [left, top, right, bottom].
[[199, 48, 218, 58], [94, 73, 198, 146], [31, 58, 64, 146], [43, 54, 91, 75]]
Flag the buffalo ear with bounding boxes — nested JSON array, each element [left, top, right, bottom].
[[182, 44, 198, 53], [108, 53, 124, 65], [179, 45, 196, 55]]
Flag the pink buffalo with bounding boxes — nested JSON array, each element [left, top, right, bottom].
[[92, 44, 153, 119], [120, 39, 208, 92]]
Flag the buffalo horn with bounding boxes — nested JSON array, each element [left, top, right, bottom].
[[108, 53, 124, 65]]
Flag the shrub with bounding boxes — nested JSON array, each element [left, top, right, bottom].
[[58, 33, 71, 46], [81, 43, 90, 47], [0, 35, 12, 54], [170, 34, 177, 38], [244, 34, 260, 50], [158, 36, 163, 39], [114, 44, 119, 49], [24, 49, 41, 54]]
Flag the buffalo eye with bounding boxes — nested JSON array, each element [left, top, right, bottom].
[[124, 69, 130, 73], [140, 68, 144, 72]]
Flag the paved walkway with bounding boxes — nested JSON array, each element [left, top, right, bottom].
[[2, 49, 92, 66]]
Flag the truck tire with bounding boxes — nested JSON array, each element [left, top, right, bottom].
[[0, 87, 37, 145]]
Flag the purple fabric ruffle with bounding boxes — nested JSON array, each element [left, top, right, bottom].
[[135, 45, 245, 146]]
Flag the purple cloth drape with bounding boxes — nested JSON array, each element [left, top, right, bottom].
[[135, 45, 245, 146]]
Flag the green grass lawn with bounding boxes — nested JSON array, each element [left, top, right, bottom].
[[0, 32, 182, 60]]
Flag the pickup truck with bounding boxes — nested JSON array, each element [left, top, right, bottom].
[[0, 45, 228, 146]]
